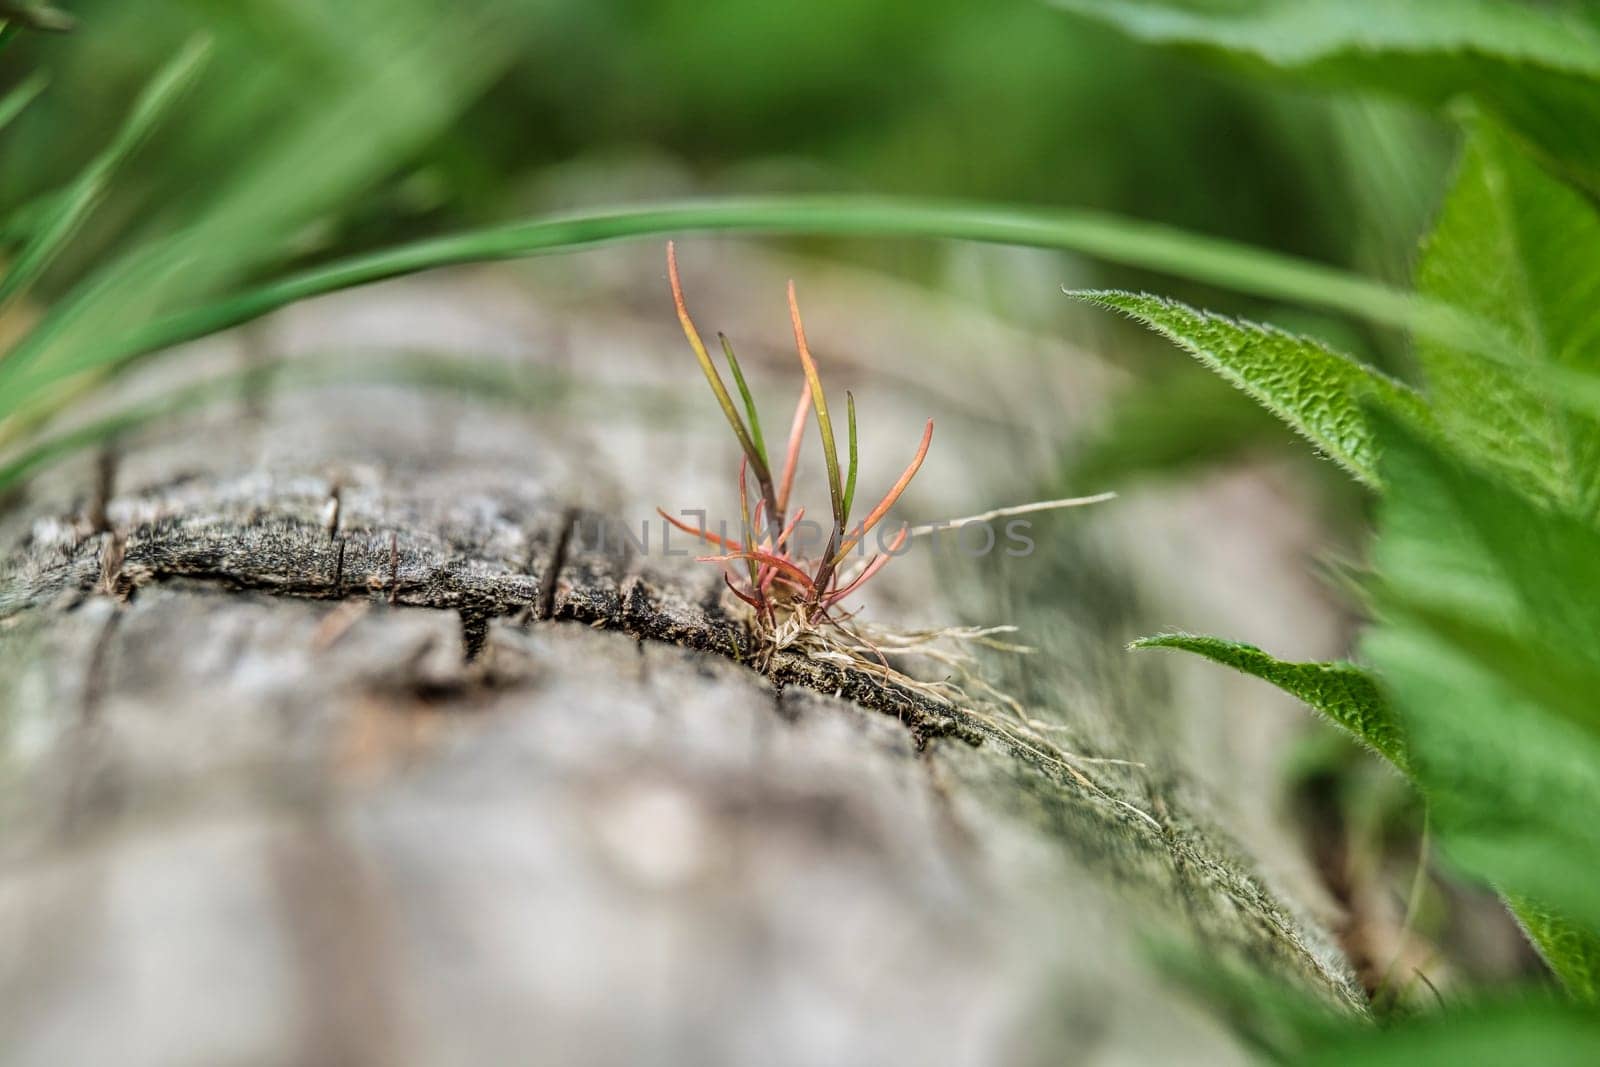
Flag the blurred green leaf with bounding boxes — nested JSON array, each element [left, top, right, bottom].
[[1371, 414, 1600, 735], [1366, 414, 1600, 998], [0, 37, 208, 315], [1054, 0, 1600, 191], [1415, 118, 1600, 523], [1134, 633, 1407, 771], [0, 71, 45, 136], [0, 3, 73, 34], [1073, 290, 1430, 486], [0, 0, 529, 428], [1149, 938, 1360, 1062], [1304, 995, 1600, 1066]]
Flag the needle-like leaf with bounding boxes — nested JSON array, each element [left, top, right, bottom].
[[656, 508, 743, 552], [719, 331, 768, 470], [775, 379, 811, 518], [787, 280, 844, 529], [823, 526, 909, 608], [667, 242, 771, 486], [842, 390, 859, 523], [701, 549, 816, 591], [737, 456, 761, 593], [833, 418, 933, 565]]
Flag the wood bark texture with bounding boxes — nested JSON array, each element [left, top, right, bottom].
[[0, 252, 1363, 1065]]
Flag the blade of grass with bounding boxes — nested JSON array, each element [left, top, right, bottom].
[[0, 4, 73, 32], [702, 548, 816, 591], [0, 70, 45, 135], [0, 36, 210, 316], [43, 195, 1486, 421], [666, 242, 772, 488], [842, 390, 858, 523], [833, 418, 933, 565], [775, 379, 811, 518], [656, 508, 742, 552], [718, 331, 767, 469], [737, 455, 760, 593], [787, 280, 844, 530], [823, 525, 909, 609]]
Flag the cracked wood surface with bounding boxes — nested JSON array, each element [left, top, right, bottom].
[[0, 251, 1362, 1065]]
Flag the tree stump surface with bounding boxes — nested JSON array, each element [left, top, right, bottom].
[[0, 252, 1363, 1065]]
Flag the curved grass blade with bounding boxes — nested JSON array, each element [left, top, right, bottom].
[[832, 418, 933, 565], [0, 36, 210, 316], [56, 194, 1478, 418], [666, 243, 773, 500]]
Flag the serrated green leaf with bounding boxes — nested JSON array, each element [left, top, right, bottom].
[[1133, 632, 1407, 770], [1075, 290, 1430, 487], [1053, 0, 1600, 192], [1415, 120, 1600, 524]]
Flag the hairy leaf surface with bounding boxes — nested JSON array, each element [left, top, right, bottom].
[[1134, 633, 1406, 770], [1416, 121, 1600, 522], [1075, 290, 1429, 486]]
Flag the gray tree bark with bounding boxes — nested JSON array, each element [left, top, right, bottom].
[[0, 251, 1363, 1066]]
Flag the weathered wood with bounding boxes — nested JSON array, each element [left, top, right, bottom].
[[0, 252, 1362, 1065]]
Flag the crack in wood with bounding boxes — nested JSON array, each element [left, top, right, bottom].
[[331, 538, 347, 595], [87, 447, 118, 535], [535, 507, 577, 621]]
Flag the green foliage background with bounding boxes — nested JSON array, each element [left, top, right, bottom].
[[6, 0, 1600, 1060]]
